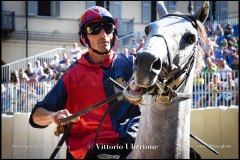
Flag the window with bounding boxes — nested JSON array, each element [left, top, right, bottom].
[[219, 1, 228, 19], [86, 1, 96, 9], [166, 1, 176, 12], [38, 1, 51, 16], [109, 1, 121, 19], [142, 1, 151, 23], [28, 1, 60, 17]]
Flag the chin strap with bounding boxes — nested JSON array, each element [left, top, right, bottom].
[[90, 47, 111, 55], [90, 36, 115, 55]]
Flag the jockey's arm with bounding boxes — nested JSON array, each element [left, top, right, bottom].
[[32, 107, 80, 126]]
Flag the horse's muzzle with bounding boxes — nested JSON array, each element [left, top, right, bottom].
[[134, 51, 162, 88]]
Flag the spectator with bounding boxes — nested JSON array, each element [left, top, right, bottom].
[[28, 73, 38, 83], [206, 73, 223, 106], [223, 41, 238, 65], [130, 39, 139, 50], [137, 38, 145, 51], [129, 47, 137, 57], [217, 59, 232, 81], [53, 70, 60, 81], [205, 38, 216, 60], [230, 55, 239, 79], [59, 53, 68, 64], [1, 83, 11, 112], [193, 73, 206, 108], [60, 59, 71, 73], [70, 42, 82, 60], [34, 60, 44, 77], [231, 37, 238, 49], [10, 70, 19, 84], [204, 57, 217, 73], [217, 72, 235, 106], [209, 30, 217, 42], [215, 24, 224, 37], [123, 47, 129, 57], [224, 22, 234, 36], [43, 61, 52, 75], [230, 55, 239, 71], [19, 68, 30, 83], [218, 38, 228, 53], [203, 58, 217, 84], [47, 69, 54, 81], [38, 69, 48, 82], [50, 54, 60, 70], [25, 62, 35, 78]]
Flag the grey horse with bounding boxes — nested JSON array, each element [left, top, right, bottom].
[[124, 1, 210, 159]]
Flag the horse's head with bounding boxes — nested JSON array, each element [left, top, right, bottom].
[[124, 1, 209, 104]]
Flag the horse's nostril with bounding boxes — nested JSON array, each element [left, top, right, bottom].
[[152, 58, 161, 71]]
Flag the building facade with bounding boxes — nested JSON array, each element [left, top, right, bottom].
[[1, 1, 239, 64]]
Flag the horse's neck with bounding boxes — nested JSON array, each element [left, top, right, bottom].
[[132, 73, 194, 159]]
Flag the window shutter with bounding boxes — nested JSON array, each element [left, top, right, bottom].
[[142, 1, 151, 23], [220, 1, 228, 19], [28, 1, 38, 16], [168, 1, 176, 11], [51, 1, 60, 17], [110, 1, 121, 19], [114, 1, 121, 18]]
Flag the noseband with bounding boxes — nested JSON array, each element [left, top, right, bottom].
[[146, 14, 199, 104]]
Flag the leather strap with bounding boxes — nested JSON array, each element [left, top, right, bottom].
[[50, 122, 73, 159]]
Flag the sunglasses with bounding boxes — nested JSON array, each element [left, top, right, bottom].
[[85, 22, 114, 35]]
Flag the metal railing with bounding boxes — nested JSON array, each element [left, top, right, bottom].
[[1, 71, 238, 113], [1, 81, 57, 113], [1, 48, 65, 83], [192, 70, 239, 109], [1, 48, 88, 83]]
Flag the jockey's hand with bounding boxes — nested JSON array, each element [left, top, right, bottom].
[[51, 109, 80, 126]]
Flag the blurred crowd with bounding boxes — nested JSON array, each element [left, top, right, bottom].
[[193, 22, 239, 107]]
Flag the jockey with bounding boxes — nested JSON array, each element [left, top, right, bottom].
[[29, 6, 140, 159]]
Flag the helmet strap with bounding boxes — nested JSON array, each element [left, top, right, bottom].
[[90, 47, 111, 55]]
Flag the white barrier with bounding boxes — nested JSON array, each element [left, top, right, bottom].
[[2, 107, 238, 159], [2, 113, 66, 159]]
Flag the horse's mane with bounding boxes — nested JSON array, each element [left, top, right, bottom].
[[194, 20, 208, 77]]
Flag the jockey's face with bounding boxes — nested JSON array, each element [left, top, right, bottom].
[[86, 20, 114, 54]]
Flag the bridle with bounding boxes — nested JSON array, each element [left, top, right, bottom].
[[141, 13, 199, 105]]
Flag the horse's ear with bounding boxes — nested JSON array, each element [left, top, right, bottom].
[[193, 1, 210, 23], [157, 1, 168, 19]]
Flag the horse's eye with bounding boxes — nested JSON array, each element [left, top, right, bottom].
[[186, 34, 196, 44], [179, 33, 197, 50], [145, 26, 150, 35]]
